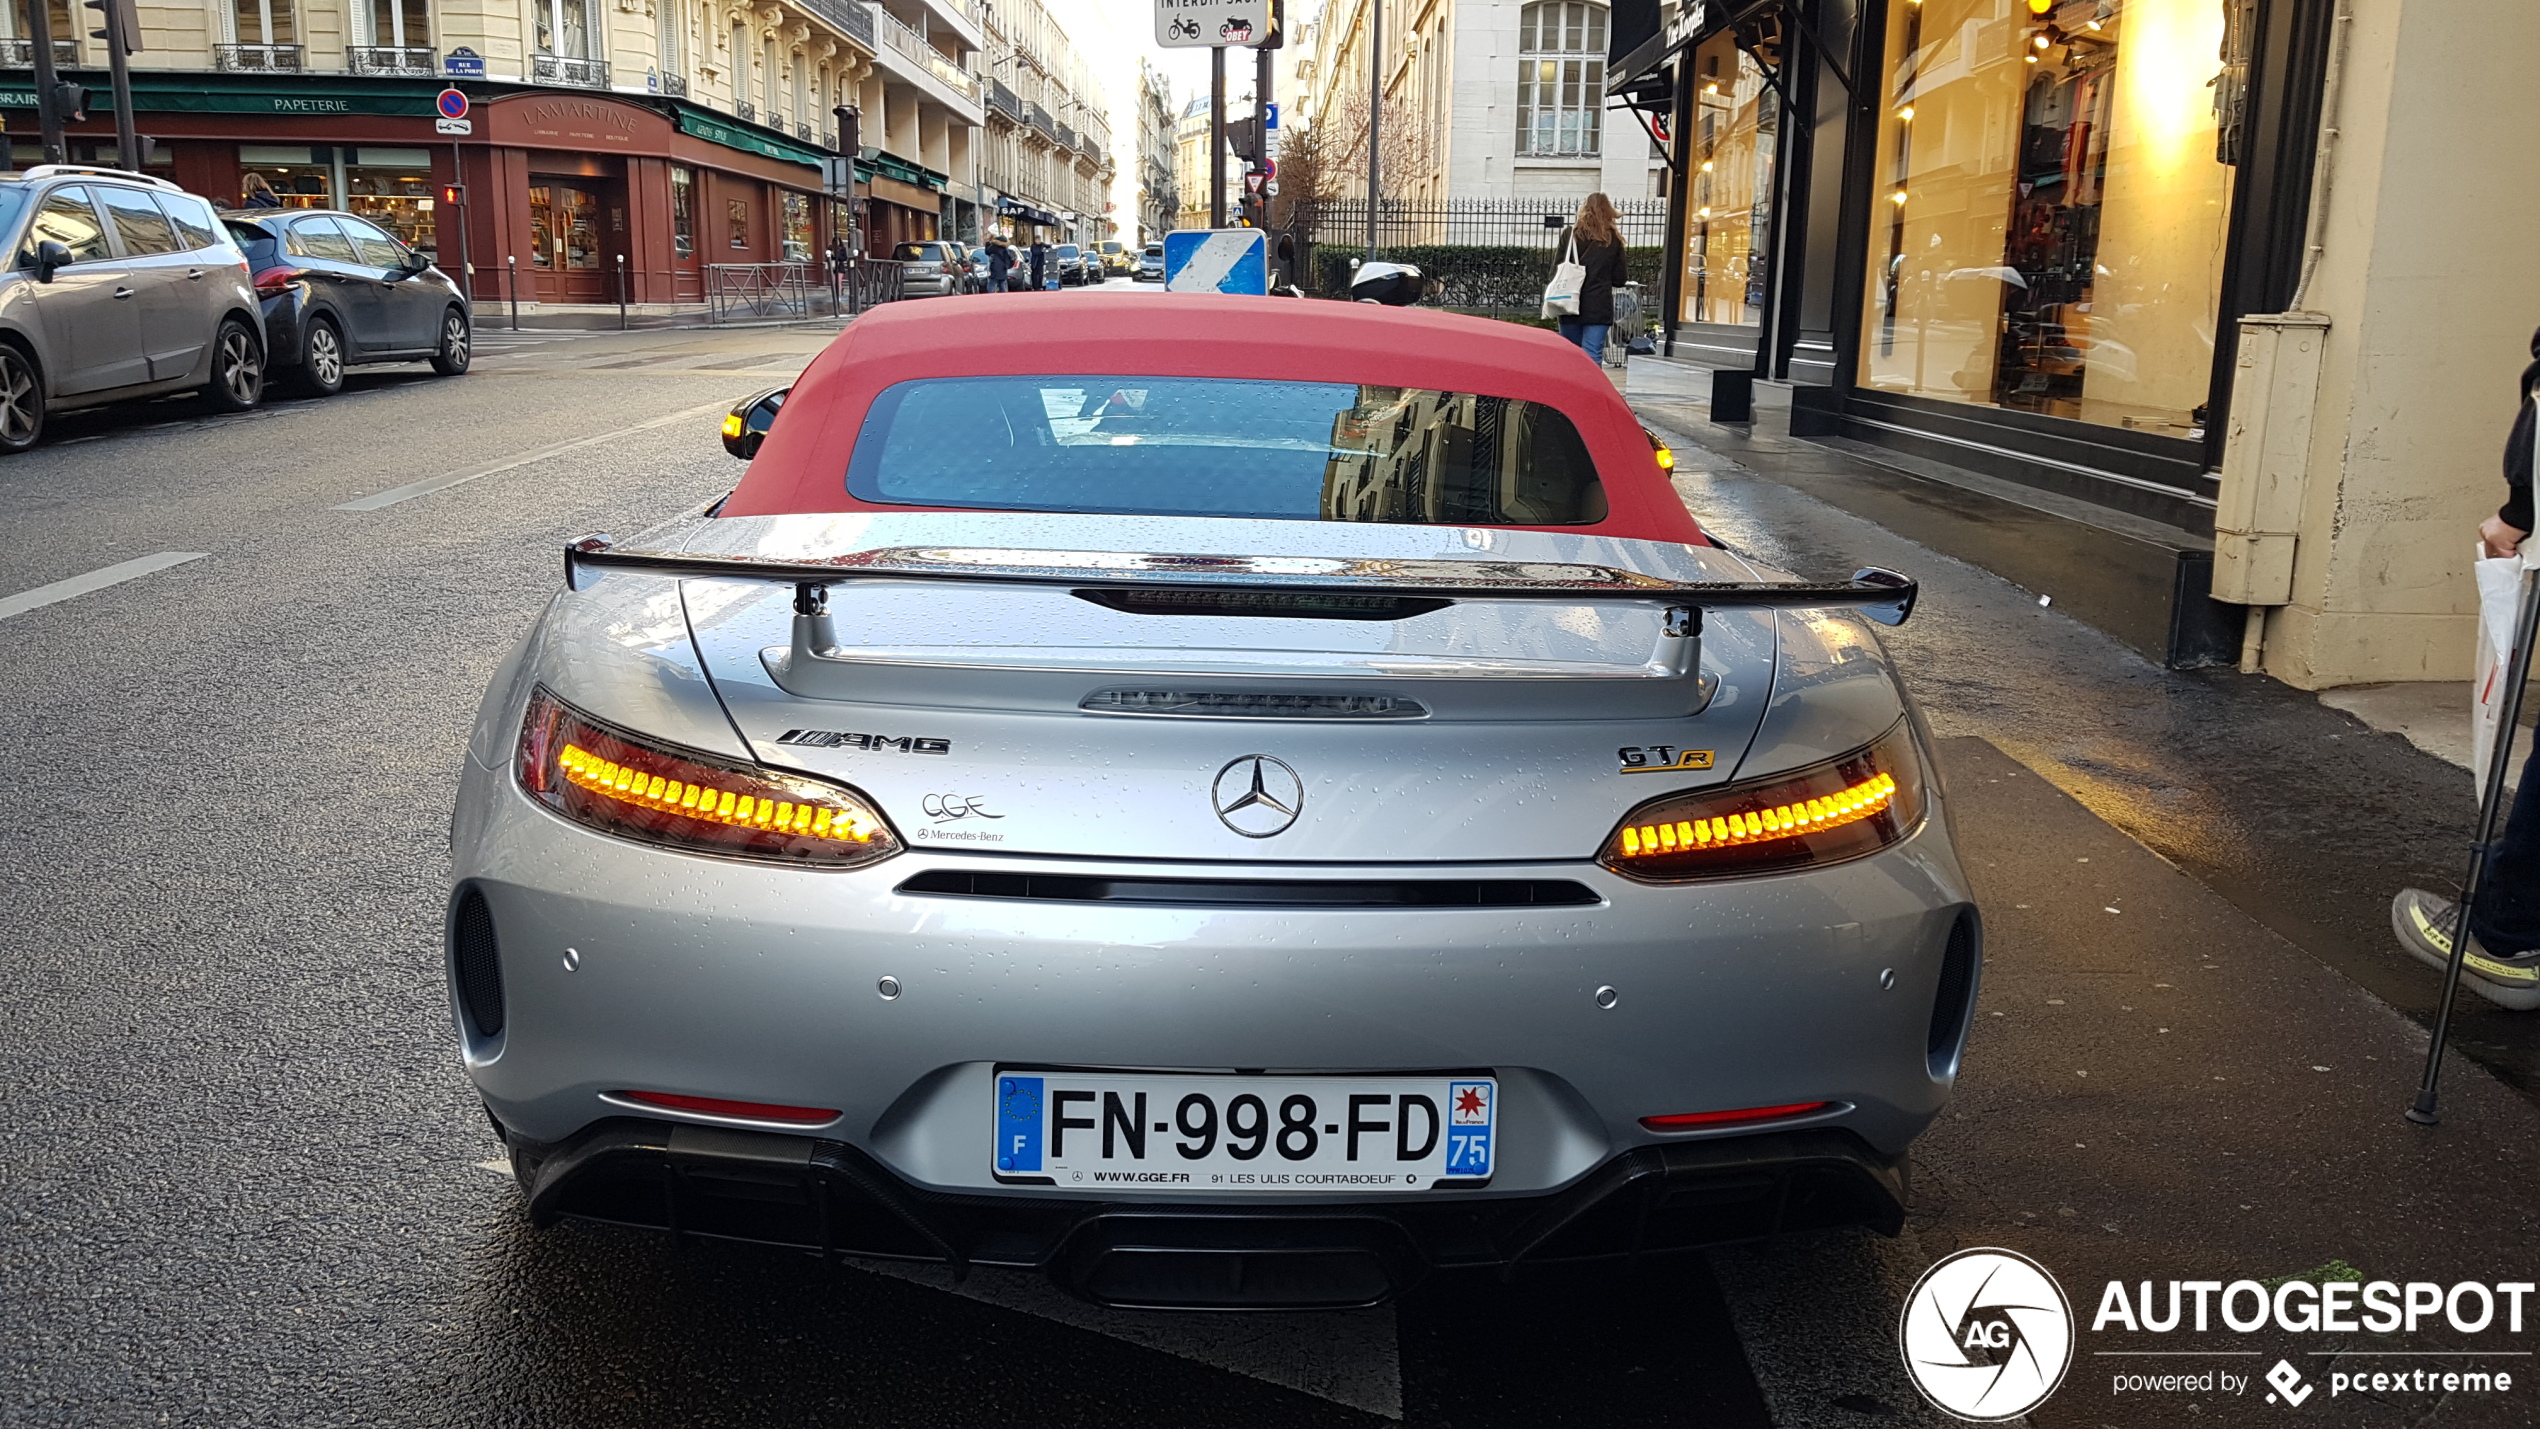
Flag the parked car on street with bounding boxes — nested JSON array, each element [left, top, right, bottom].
[[893, 241, 971, 298], [0, 164, 265, 452], [451, 293, 1964, 1312], [1097, 240, 1133, 277], [1053, 242, 1089, 285], [221, 208, 470, 397], [1135, 243, 1163, 282]]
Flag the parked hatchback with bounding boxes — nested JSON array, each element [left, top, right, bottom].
[[893, 241, 970, 298], [222, 208, 470, 396], [0, 165, 264, 452]]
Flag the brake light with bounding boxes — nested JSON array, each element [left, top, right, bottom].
[[616, 1090, 841, 1124], [252, 265, 306, 296], [1641, 1101, 1834, 1131], [1600, 722, 1926, 881], [517, 689, 899, 868]]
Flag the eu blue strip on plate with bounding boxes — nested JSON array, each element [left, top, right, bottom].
[[997, 1075, 1043, 1173]]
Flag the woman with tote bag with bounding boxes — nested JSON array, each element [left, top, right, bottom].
[[1545, 193, 1630, 365]]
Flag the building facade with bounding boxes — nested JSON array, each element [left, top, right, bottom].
[[1298, 0, 1663, 206], [1132, 57, 1174, 242], [0, 0, 1062, 304], [977, 0, 1112, 248], [1605, 0, 2540, 685]]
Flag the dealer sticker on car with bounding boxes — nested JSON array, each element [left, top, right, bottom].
[[993, 1070, 1496, 1189]]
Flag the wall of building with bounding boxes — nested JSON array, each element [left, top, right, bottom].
[[2260, 0, 2540, 687]]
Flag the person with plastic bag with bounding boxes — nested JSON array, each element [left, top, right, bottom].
[[1544, 194, 1629, 366], [2392, 336, 2540, 1007]]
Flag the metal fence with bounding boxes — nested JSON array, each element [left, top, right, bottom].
[[706, 262, 816, 323], [837, 257, 903, 314], [1298, 197, 1670, 252]]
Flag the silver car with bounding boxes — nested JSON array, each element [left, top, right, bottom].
[[0, 164, 264, 452], [449, 296, 1977, 1309], [893, 240, 970, 298]]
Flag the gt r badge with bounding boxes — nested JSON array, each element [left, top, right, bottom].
[[1618, 746, 1714, 774], [775, 729, 951, 755], [1212, 755, 1304, 837]]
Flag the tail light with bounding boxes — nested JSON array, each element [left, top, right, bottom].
[[614, 1090, 840, 1125], [1641, 1101, 1834, 1131], [516, 689, 899, 869], [252, 265, 306, 296], [1600, 721, 1927, 882]]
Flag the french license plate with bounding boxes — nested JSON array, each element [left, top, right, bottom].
[[991, 1069, 1497, 1191]]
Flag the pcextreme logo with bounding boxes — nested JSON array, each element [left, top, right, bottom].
[[1899, 1248, 2076, 1421]]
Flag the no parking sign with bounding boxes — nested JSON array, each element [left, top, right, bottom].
[[436, 88, 471, 135]]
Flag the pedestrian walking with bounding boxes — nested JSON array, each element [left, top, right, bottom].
[[1551, 193, 1630, 367], [985, 237, 1013, 294], [241, 172, 282, 209], [2393, 332, 2540, 1008], [1028, 239, 1048, 293]]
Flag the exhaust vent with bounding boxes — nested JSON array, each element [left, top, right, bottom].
[[1080, 689, 1429, 720], [1927, 911, 1979, 1071], [451, 885, 506, 1039]]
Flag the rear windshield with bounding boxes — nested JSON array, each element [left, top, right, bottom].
[[893, 242, 945, 260], [1056, 244, 1080, 256], [846, 375, 1609, 526]]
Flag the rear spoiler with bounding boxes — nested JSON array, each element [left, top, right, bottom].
[[562, 533, 1917, 673]]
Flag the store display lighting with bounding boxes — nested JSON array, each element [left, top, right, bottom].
[[1890, 189, 1908, 205], [1897, 105, 1915, 121]]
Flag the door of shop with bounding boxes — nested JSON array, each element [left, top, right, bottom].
[[528, 181, 608, 302]]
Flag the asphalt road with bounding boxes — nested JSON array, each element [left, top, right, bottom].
[[5, 316, 2538, 1428]]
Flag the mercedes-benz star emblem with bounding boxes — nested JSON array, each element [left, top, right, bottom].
[[1211, 755, 1304, 838]]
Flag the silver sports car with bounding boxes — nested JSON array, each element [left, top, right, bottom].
[[448, 294, 1979, 1309]]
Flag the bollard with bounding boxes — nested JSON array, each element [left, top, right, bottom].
[[617, 254, 627, 330], [506, 254, 519, 330]]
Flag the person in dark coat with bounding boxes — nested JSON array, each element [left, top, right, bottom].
[[985, 237, 1014, 293], [1028, 239, 1049, 292], [1553, 192, 1630, 365], [241, 172, 282, 209], [2392, 327, 2540, 1004]]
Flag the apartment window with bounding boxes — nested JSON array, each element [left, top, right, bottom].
[[5, 0, 78, 57], [364, 0, 426, 46], [1515, 1, 1603, 157], [536, 0, 593, 56], [671, 165, 694, 258], [657, 0, 681, 76], [235, 0, 296, 46]]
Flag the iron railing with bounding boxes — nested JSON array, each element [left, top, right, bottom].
[[1302, 196, 1670, 250], [873, 3, 977, 100], [215, 43, 303, 71], [986, 78, 1022, 121], [707, 261, 816, 323], [736, 98, 756, 121], [348, 44, 436, 76], [796, 121, 815, 141], [798, 0, 874, 50], [838, 255, 902, 313], [532, 53, 609, 87], [0, 38, 77, 66], [660, 72, 689, 96]]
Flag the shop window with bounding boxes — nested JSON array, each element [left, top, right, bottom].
[[239, 144, 333, 208], [671, 166, 695, 259], [1677, 32, 1776, 328], [1515, 1, 1603, 157], [728, 196, 749, 250], [233, 0, 295, 46], [365, 0, 428, 48], [1858, 0, 2237, 438], [536, 0, 593, 56], [345, 147, 436, 256], [782, 190, 811, 262], [528, 185, 600, 270]]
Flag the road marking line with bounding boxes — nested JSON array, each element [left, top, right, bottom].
[[333, 399, 730, 511], [0, 551, 208, 622]]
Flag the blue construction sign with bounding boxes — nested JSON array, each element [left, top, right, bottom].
[[1163, 229, 1268, 295]]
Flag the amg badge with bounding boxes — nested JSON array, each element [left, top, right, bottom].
[[776, 729, 951, 755], [1618, 746, 1714, 774]]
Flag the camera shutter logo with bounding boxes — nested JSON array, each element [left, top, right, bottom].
[[1899, 1248, 2075, 1421]]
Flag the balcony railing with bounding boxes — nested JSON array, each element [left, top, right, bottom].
[[660, 71, 688, 96], [796, 121, 814, 141], [347, 44, 436, 76], [985, 77, 1022, 122], [794, 0, 874, 50], [1052, 121, 1074, 150], [874, 4, 977, 101], [1027, 101, 1057, 143], [216, 43, 303, 72], [0, 38, 77, 67], [735, 98, 756, 121], [532, 53, 609, 87]]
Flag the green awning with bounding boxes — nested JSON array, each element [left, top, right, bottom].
[[864, 149, 945, 190], [0, 72, 443, 116], [672, 103, 824, 169]]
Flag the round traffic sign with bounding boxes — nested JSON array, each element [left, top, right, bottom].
[[437, 88, 469, 120]]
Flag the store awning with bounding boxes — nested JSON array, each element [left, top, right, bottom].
[[863, 147, 947, 191], [671, 101, 825, 169], [0, 70, 443, 116]]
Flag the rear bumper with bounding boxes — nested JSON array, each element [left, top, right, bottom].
[[509, 1114, 1907, 1309]]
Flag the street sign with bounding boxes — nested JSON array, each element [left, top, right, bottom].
[[1155, 0, 1269, 48], [1164, 228, 1267, 295], [435, 118, 471, 135], [1243, 171, 1265, 195], [436, 88, 468, 119], [443, 46, 486, 77], [1263, 102, 1278, 129]]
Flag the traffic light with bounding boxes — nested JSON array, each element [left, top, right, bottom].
[[1227, 116, 1263, 165], [440, 183, 466, 206], [84, 0, 141, 52], [53, 81, 89, 122]]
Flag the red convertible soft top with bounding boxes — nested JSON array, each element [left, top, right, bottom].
[[718, 291, 1708, 545]]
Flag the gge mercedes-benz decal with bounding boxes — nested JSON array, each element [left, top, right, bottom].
[[1212, 755, 1303, 837]]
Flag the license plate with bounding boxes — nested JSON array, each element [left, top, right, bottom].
[[991, 1069, 1497, 1191]]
